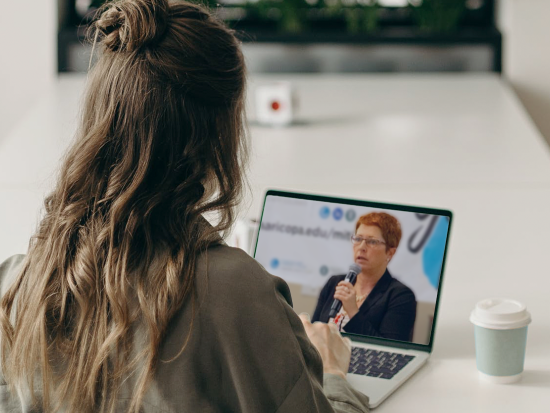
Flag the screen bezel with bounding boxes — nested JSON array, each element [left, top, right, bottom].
[[253, 189, 453, 354]]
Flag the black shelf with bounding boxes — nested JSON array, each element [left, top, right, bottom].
[[58, 25, 501, 73]]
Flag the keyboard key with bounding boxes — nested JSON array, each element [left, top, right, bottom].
[[348, 347, 416, 380]]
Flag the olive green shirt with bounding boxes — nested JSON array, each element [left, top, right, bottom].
[[0, 247, 369, 412]]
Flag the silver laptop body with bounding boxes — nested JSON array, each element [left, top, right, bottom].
[[253, 190, 452, 408]]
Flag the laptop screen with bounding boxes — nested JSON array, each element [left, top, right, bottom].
[[253, 190, 452, 348]]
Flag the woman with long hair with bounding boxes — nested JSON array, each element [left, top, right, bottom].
[[0, 1, 368, 412]]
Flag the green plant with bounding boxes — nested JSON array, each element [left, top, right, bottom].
[[254, 0, 311, 34], [87, 0, 220, 13], [345, 1, 379, 34], [409, 0, 466, 34], [325, 0, 379, 35]]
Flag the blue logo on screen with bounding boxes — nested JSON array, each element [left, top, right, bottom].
[[333, 208, 343, 221], [422, 217, 449, 289], [319, 206, 330, 219], [270, 258, 280, 269]]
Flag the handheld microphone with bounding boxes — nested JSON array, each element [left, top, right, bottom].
[[328, 263, 361, 319]]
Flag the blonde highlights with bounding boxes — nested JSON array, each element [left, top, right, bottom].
[[0, 1, 247, 412]]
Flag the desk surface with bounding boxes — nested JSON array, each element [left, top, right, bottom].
[[1, 74, 549, 411], [246, 74, 550, 195]]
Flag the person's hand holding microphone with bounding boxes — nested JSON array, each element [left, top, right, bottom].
[[333, 280, 360, 319], [299, 313, 351, 380]]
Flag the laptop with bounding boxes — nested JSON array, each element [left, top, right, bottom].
[[253, 190, 452, 408]]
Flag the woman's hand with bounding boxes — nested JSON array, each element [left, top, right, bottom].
[[299, 313, 351, 380], [334, 281, 359, 319]]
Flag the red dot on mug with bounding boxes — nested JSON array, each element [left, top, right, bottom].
[[271, 101, 280, 111]]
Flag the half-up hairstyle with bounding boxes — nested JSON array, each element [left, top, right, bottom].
[[0, 1, 247, 412]]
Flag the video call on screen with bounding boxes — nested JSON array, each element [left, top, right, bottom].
[[255, 195, 450, 345]]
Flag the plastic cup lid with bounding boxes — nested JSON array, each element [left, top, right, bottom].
[[470, 298, 531, 330]]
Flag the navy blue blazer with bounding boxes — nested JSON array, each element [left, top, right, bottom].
[[311, 270, 417, 342]]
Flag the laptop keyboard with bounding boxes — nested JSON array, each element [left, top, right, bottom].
[[348, 347, 415, 380]]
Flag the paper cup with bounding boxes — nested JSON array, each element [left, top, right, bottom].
[[470, 298, 531, 384]]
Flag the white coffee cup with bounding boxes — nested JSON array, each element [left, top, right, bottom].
[[470, 298, 531, 384]]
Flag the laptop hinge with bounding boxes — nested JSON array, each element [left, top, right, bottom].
[[343, 332, 432, 353]]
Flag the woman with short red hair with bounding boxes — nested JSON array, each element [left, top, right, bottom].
[[312, 212, 417, 341]]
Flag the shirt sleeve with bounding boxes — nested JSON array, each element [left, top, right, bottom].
[[272, 275, 370, 413], [323, 374, 371, 413], [312, 276, 335, 323]]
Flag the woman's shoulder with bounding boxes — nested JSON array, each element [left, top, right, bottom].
[[387, 272, 416, 300], [189, 244, 297, 340], [200, 243, 270, 280], [195, 244, 283, 301]]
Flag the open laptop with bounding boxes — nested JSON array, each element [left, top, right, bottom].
[[253, 190, 452, 408]]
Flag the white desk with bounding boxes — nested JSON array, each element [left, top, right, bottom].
[[244, 74, 550, 211], [1, 74, 550, 411]]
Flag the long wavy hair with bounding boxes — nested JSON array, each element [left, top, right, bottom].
[[0, 1, 247, 412]]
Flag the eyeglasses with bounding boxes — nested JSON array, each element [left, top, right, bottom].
[[351, 236, 386, 248]]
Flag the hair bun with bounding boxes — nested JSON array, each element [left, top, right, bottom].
[[95, 0, 169, 52]]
